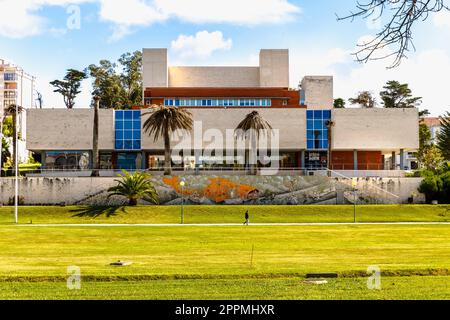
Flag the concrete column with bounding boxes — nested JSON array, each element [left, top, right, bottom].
[[391, 151, 396, 170], [400, 149, 404, 170], [353, 150, 358, 171], [300, 150, 305, 169], [141, 151, 146, 170]]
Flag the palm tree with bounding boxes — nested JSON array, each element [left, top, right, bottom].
[[4, 104, 24, 172], [142, 105, 193, 175], [91, 96, 100, 177], [235, 111, 272, 175], [107, 170, 159, 206]]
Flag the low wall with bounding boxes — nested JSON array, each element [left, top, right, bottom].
[[0, 176, 424, 206]]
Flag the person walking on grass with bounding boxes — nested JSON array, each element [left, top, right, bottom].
[[243, 210, 249, 226]]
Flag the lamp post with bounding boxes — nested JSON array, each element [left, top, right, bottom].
[[352, 178, 357, 223], [180, 180, 185, 224]]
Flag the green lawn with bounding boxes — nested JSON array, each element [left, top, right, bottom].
[[1, 205, 449, 299], [0, 204, 449, 224], [2, 276, 449, 300]]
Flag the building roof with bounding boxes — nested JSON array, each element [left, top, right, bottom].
[[423, 117, 441, 127]]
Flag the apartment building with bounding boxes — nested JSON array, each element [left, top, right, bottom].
[[0, 59, 35, 163]]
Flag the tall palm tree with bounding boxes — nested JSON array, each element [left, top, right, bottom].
[[4, 104, 24, 172], [91, 96, 100, 177], [235, 111, 272, 175], [142, 105, 193, 175]]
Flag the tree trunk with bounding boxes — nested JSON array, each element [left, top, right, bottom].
[[164, 130, 172, 176], [129, 198, 137, 206], [249, 130, 258, 175], [91, 98, 100, 177]]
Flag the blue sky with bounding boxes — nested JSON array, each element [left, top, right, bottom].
[[1, 0, 449, 115]]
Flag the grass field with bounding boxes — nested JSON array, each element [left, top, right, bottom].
[[0, 204, 449, 224], [0, 205, 449, 300], [1, 222, 450, 299]]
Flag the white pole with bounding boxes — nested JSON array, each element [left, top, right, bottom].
[[14, 71, 23, 224]]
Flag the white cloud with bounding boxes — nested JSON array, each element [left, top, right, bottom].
[[0, 0, 300, 40], [0, 0, 92, 38], [171, 31, 232, 59], [154, 0, 300, 25]]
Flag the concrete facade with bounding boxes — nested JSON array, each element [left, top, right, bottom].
[[144, 48, 289, 88], [259, 49, 289, 88], [332, 108, 419, 151], [168, 67, 260, 88], [142, 48, 168, 88], [300, 76, 333, 109], [26, 109, 115, 150]]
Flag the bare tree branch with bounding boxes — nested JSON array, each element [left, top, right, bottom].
[[338, 0, 450, 68]]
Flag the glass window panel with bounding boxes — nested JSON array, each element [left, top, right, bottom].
[[133, 120, 140, 130], [314, 120, 323, 130], [218, 99, 224, 106], [175, 99, 180, 106], [207, 99, 212, 106], [307, 140, 314, 149], [307, 130, 315, 139], [124, 121, 133, 130], [115, 130, 123, 139], [124, 140, 133, 150], [202, 99, 207, 106], [124, 131, 133, 140], [115, 121, 124, 130], [307, 120, 314, 129], [133, 130, 140, 139], [133, 111, 140, 119], [115, 141, 123, 150], [116, 110, 124, 119], [133, 140, 141, 150], [314, 110, 322, 118], [124, 110, 133, 119], [323, 110, 331, 119], [322, 140, 329, 149], [307, 110, 314, 119]]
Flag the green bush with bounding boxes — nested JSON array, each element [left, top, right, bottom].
[[419, 162, 450, 203]]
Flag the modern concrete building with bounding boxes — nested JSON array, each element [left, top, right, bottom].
[[1, 59, 35, 164], [25, 49, 419, 176]]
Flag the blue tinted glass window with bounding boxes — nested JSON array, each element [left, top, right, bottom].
[[307, 110, 314, 119], [115, 110, 141, 151], [322, 140, 329, 149], [115, 121, 123, 130], [133, 140, 141, 150], [314, 110, 322, 118], [175, 99, 180, 106], [124, 131, 133, 140], [124, 121, 133, 130], [307, 130, 315, 139], [116, 110, 124, 119], [323, 110, 331, 119], [115, 141, 123, 149], [124, 111, 133, 119], [124, 140, 133, 150], [307, 120, 314, 129], [307, 140, 314, 149], [314, 120, 323, 130]]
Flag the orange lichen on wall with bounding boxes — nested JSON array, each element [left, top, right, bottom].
[[162, 176, 259, 203]]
